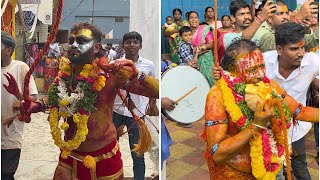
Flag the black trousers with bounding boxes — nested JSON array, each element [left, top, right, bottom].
[[1, 149, 21, 180]]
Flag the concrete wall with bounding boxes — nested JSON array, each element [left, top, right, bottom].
[[59, 0, 130, 43], [130, 0, 159, 77], [130, 0, 160, 148]]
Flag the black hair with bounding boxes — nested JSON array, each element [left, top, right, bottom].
[[200, 22, 209, 26], [187, 11, 199, 21], [205, 6, 214, 14], [1, 31, 15, 56], [166, 16, 173, 21], [275, 22, 305, 46], [229, 0, 250, 17], [173, 8, 182, 17], [107, 43, 112, 46], [186, 11, 189, 20], [221, 39, 258, 72], [95, 47, 106, 58], [179, 26, 192, 36], [71, 22, 103, 43], [123, 31, 142, 44], [221, 15, 231, 21]]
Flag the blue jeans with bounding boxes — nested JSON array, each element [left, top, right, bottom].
[[1, 149, 21, 180], [314, 123, 319, 152], [113, 112, 145, 180]]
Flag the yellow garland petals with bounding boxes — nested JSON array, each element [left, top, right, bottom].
[[60, 122, 69, 130], [73, 113, 80, 123], [60, 99, 69, 107], [219, 76, 285, 180], [60, 111, 68, 119], [61, 150, 71, 159], [218, 78, 243, 122], [83, 155, 96, 170]]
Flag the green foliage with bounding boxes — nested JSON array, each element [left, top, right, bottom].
[[75, 82, 97, 112], [234, 82, 246, 95], [48, 84, 59, 107], [237, 101, 254, 121]]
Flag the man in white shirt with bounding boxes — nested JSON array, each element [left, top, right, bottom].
[[1, 31, 38, 179], [264, 22, 319, 179], [112, 31, 156, 180], [107, 43, 117, 61]]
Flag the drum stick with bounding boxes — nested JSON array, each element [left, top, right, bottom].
[[174, 87, 197, 104]]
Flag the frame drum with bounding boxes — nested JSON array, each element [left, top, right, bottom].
[[161, 66, 210, 123]]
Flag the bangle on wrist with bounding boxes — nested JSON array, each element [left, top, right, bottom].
[[293, 104, 302, 120]]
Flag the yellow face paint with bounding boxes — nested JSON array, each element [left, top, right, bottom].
[[71, 29, 93, 39]]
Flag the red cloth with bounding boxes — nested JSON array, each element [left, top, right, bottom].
[[59, 140, 123, 179]]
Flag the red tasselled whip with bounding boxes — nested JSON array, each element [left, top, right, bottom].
[[21, 0, 64, 121]]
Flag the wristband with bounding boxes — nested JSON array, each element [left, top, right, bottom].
[[210, 142, 220, 156]]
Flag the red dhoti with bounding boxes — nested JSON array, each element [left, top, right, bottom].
[[59, 140, 123, 180]]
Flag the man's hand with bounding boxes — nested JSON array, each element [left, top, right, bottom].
[[252, 101, 274, 127], [258, 0, 277, 21], [296, 0, 318, 21], [302, 18, 312, 34], [97, 57, 139, 79], [211, 66, 222, 80], [161, 97, 176, 111], [3, 72, 21, 100]]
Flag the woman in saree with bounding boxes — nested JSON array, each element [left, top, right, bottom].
[[163, 8, 189, 63], [44, 52, 59, 93], [188, 11, 215, 87], [205, 7, 222, 31]]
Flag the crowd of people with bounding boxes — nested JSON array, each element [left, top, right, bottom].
[[2, 21, 159, 180], [161, 0, 319, 179]]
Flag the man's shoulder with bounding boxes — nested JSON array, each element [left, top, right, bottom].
[[11, 60, 29, 67], [138, 56, 154, 65], [302, 52, 319, 66]]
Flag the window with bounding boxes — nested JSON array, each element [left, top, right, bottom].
[[115, 17, 123, 22]]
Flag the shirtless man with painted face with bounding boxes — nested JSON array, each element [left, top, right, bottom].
[[203, 38, 318, 180], [4, 22, 158, 180]]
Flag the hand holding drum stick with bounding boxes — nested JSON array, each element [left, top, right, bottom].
[[174, 87, 197, 105]]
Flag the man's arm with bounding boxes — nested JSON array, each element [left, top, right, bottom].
[[204, 85, 272, 163], [270, 80, 319, 122], [242, 0, 276, 39], [97, 58, 159, 98]]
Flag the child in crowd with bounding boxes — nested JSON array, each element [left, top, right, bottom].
[[177, 26, 198, 68], [162, 16, 179, 51]]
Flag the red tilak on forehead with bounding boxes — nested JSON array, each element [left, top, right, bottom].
[[297, 41, 304, 47]]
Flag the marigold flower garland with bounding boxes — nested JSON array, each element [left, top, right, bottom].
[[218, 73, 291, 180], [47, 60, 106, 170]]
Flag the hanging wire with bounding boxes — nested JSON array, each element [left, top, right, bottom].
[[91, 0, 95, 24], [60, 0, 84, 24]]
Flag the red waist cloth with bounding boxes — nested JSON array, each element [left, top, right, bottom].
[[59, 140, 123, 179]]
